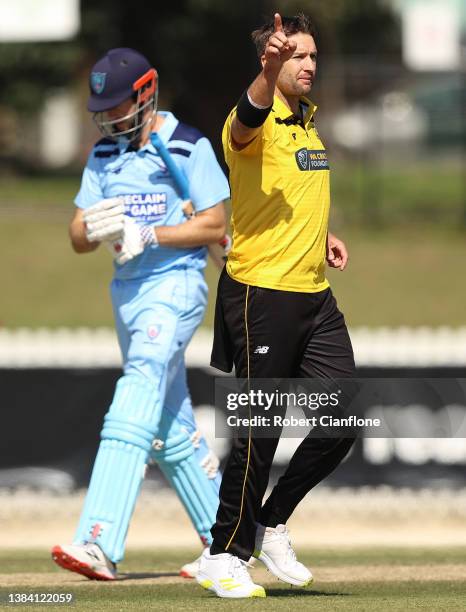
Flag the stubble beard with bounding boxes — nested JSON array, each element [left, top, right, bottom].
[[278, 71, 312, 101]]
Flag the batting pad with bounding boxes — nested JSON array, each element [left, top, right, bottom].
[[74, 375, 161, 563], [151, 421, 219, 546]]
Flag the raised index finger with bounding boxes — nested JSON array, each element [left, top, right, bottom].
[[274, 13, 283, 33]]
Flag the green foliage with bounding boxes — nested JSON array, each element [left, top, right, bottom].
[[277, 0, 401, 56], [0, 0, 403, 149], [0, 43, 81, 113]]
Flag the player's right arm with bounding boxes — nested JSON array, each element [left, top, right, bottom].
[[71, 141, 122, 254], [231, 13, 296, 149], [69, 208, 99, 253]]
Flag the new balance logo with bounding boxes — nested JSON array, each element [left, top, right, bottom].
[[254, 346, 269, 354]]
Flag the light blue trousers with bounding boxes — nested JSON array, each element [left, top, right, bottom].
[[74, 268, 220, 562]]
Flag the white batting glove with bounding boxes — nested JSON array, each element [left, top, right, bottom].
[[106, 217, 157, 265], [83, 197, 125, 242]]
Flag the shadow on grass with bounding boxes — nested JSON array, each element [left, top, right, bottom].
[[265, 587, 350, 598], [117, 572, 180, 581]]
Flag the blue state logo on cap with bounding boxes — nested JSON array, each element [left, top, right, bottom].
[[91, 72, 107, 95]]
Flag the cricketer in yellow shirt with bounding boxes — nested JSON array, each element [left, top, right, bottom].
[[223, 94, 330, 292], [201, 13, 357, 600]]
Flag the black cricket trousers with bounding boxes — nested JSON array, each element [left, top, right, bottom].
[[210, 267, 356, 561]]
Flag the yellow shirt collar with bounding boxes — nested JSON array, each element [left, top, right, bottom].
[[272, 94, 317, 123]]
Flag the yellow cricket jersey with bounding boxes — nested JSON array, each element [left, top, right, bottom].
[[223, 94, 330, 292]]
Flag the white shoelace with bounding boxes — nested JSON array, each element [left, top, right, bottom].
[[276, 529, 297, 564], [229, 556, 253, 584]]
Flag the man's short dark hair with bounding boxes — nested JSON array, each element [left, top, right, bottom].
[[251, 13, 317, 58]]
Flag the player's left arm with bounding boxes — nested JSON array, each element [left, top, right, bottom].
[[326, 232, 348, 271], [155, 135, 229, 248], [154, 202, 226, 248], [107, 201, 226, 265]]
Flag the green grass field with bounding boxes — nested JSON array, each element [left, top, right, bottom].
[[1, 172, 465, 328], [2, 218, 465, 328], [0, 547, 465, 610]]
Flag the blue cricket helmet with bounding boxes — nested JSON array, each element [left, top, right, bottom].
[[88, 48, 153, 112], [88, 48, 158, 143]]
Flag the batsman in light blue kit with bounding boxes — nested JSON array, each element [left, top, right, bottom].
[[51, 48, 229, 580]]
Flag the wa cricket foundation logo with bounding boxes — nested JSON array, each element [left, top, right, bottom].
[[295, 148, 329, 171]]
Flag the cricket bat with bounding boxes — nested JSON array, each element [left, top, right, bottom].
[[150, 132, 230, 270]]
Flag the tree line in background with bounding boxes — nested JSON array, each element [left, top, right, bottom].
[[0, 0, 401, 163], [3, 1, 464, 229]]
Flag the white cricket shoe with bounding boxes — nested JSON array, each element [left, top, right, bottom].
[[180, 552, 256, 579], [180, 554, 202, 579], [196, 548, 265, 598], [51, 543, 117, 581], [254, 523, 313, 587]]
